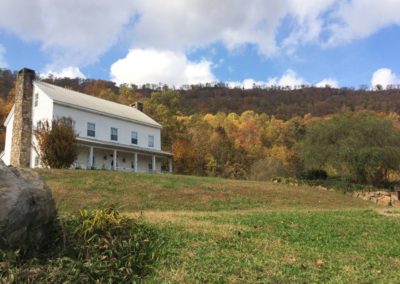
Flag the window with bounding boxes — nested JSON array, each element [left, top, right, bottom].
[[148, 135, 154, 148], [87, 122, 96, 137], [37, 121, 42, 129], [34, 93, 39, 107], [131, 131, 138, 144], [34, 156, 39, 167], [111, 127, 118, 141]]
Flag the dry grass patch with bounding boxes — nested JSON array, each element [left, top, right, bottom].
[[39, 169, 376, 214]]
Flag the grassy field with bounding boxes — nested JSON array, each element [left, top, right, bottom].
[[39, 170, 400, 283]]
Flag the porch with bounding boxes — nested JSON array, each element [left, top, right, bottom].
[[74, 138, 173, 173]]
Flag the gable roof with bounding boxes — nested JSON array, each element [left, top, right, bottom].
[[34, 81, 162, 128]]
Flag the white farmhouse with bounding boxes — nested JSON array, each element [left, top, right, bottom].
[[0, 68, 173, 172]]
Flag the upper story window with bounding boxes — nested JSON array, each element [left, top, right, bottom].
[[148, 135, 154, 148], [34, 93, 39, 107], [34, 156, 39, 167], [111, 127, 118, 141], [131, 131, 138, 145], [87, 122, 96, 137]]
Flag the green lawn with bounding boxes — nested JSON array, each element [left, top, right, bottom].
[[39, 170, 400, 283]]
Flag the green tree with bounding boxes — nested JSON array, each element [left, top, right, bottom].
[[144, 90, 184, 150], [34, 117, 78, 168], [302, 112, 400, 185], [145, 90, 182, 114], [118, 85, 143, 105]]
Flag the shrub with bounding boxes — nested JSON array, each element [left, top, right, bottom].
[[302, 112, 400, 185], [33, 117, 78, 168], [0, 208, 164, 283], [300, 169, 328, 180], [250, 157, 289, 181]]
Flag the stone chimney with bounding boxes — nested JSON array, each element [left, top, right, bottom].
[[132, 101, 143, 112], [10, 68, 35, 168]]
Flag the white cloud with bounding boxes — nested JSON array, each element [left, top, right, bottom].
[[131, 0, 338, 57], [327, 0, 400, 45], [228, 70, 338, 89], [132, 0, 283, 56], [315, 78, 339, 88], [0, 0, 136, 67], [110, 49, 215, 86], [43, 66, 86, 79], [131, 0, 400, 54], [0, 0, 339, 67], [1, 0, 400, 71], [0, 45, 7, 68], [242, 79, 262, 90], [227, 79, 267, 89], [266, 69, 307, 88], [371, 68, 400, 89], [283, 0, 338, 50]]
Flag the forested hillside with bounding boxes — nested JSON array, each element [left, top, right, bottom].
[[2, 68, 400, 186]]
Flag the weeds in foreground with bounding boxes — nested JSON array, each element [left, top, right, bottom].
[[0, 208, 164, 283]]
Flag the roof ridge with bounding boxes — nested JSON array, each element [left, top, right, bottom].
[[33, 80, 162, 128], [35, 80, 127, 107]]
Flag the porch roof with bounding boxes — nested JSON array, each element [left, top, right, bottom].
[[76, 137, 173, 157]]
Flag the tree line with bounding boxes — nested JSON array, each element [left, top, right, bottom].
[[144, 90, 400, 186], [3, 67, 400, 119]]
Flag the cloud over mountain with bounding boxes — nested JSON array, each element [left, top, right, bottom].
[[110, 49, 215, 86], [371, 68, 400, 89]]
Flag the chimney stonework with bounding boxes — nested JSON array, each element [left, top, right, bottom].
[[10, 68, 35, 168], [134, 101, 144, 112]]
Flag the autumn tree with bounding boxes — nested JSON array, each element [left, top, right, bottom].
[[34, 117, 78, 168], [0, 97, 13, 151], [185, 115, 213, 175], [171, 139, 195, 174]]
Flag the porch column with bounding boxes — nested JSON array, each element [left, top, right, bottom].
[[152, 155, 156, 172], [88, 146, 94, 169], [113, 149, 117, 170], [169, 158, 173, 174], [134, 152, 138, 172]]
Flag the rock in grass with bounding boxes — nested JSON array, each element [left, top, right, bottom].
[[0, 161, 55, 248]]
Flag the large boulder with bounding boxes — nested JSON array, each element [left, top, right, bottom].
[[0, 161, 55, 248]]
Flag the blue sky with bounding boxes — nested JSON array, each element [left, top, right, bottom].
[[0, 0, 399, 89]]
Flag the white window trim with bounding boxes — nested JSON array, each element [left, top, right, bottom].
[[111, 127, 118, 141], [87, 122, 96, 137], [131, 131, 138, 145], [148, 135, 154, 148]]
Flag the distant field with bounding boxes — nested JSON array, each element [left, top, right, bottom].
[[39, 170, 400, 283]]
